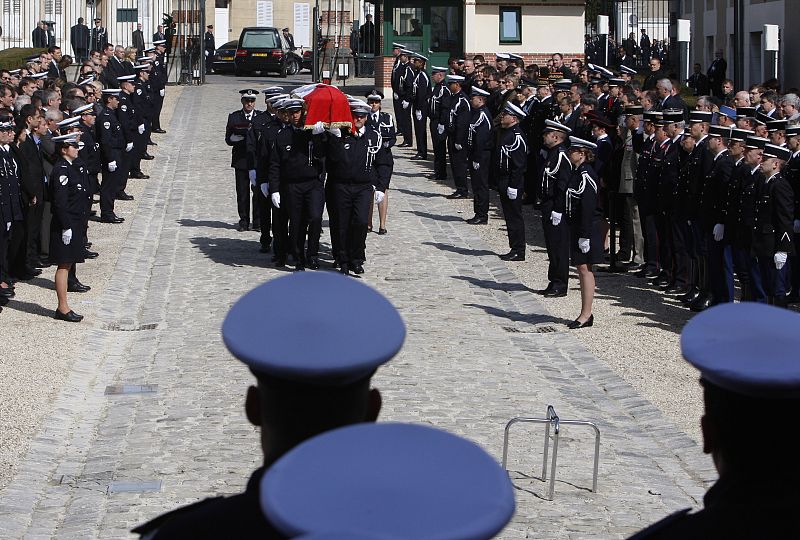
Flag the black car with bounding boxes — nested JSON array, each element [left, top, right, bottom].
[[234, 27, 303, 77], [211, 40, 237, 73]]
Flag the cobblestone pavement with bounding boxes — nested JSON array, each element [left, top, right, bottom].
[[0, 77, 717, 539]]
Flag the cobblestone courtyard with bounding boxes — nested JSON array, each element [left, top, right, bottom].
[[0, 77, 716, 538]]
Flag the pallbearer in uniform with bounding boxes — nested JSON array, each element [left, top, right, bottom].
[[411, 53, 430, 161], [427, 65, 450, 181], [444, 74, 471, 199], [365, 91, 396, 235], [495, 102, 528, 262], [465, 86, 492, 225], [265, 98, 292, 267], [537, 119, 573, 297], [225, 89, 261, 231]]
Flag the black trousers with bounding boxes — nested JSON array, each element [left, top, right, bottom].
[[233, 168, 259, 227], [617, 193, 634, 255], [500, 190, 525, 253], [131, 129, 147, 173], [670, 216, 690, 288], [331, 183, 371, 265], [413, 111, 428, 158], [430, 129, 447, 179], [256, 187, 272, 248], [655, 211, 674, 279], [39, 201, 51, 258], [118, 146, 133, 195], [325, 180, 338, 257], [0, 221, 9, 285], [285, 179, 324, 262], [470, 151, 491, 219], [7, 220, 26, 277], [641, 210, 659, 272], [100, 164, 123, 218], [447, 140, 469, 193], [523, 152, 540, 203], [271, 200, 290, 260], [25, 201, 43, 267], [541, 201, 570, 290], [152, 93, 164, 130], [395, 99, 413, 141]]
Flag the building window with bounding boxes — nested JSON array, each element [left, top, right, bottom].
[[499, 7, 521, 44], [430, 6, 461, 56], [117, 8, 138, 23], [392, 7, 423, 39]]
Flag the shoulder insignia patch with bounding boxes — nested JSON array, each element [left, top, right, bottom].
[[59, 175, 68, 186], [104, 121, 111, 129]]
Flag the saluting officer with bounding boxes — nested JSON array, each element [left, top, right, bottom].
[[538, 119, 573, 297], [97, 88, 126, 224], [411, 53, 431, 160], [268, 99, 325, 271], [444, 74, 471, 199], [495, 102, 528, 262], [427, 65, 450, 181], [465, 86, 493, 225], [225, 89, 261, 232]]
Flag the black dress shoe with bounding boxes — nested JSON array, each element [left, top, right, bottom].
[[651, 275, 669, 287], [129, 171, 150, 179], [446, 191, 469, 199], [100, 215, 125, 224], [663, 285, 685, 295], [67, 282, 91, 293], [15, 271, 39, 281], [153, 128, 167, 134], [542, 288, 568, 298], [567, 314, 594, 329], [116, 193, 134, 201], [339, 264, 350, 275], [85, 242, 92, 249], [54, 309, 83, 322], [466, 216, 488, 225], [83, 250, 99, 259], [398, 142, 413, 148], [147, 140, 157, 146], [0, 287, 15, 298], [236, 223, 249, 232], [689, 293, 712, 312], [295, 264, 306, 271], [23, 266, 42, 277], [307, 257, 320, 270], [35, 257, 52, 268], [499, 251, 525, 261], [259, 244, 271, 254], [352, 263, 365, 274], [680, 288, 702, 305], [426, 174, 447, 180], [274, 257, 287, 268], [252, 225, 261, 232], [141, 153, 155, 160], [377, 228, 387, 235]]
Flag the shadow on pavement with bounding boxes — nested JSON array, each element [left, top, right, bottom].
[[464, 302, 573, 326], [4, 297, 56, 319], [423, 241, 496, 257], [178, 219, 238, 230], [402, 210, 466, 223], [451, 275, 536, 293]]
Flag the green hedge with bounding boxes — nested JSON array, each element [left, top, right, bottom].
[[0, 47, 46, 70]]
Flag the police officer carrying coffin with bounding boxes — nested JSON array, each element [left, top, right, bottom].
[[410, 53, 430, 161], [324, 100, 392, 275], [444, 74, 471, 199], [226, 89, 262, 232], [263, 97, 292, 266], [465, 86, 493, 225], [269, 99, 325, 271], [496, 101, 528, 262], [426, 65, 450, 181], [537, 119, 573, 296], [132, 271, 406, 537], [97, 88, 126, 224], [630, 303, 800, 539]]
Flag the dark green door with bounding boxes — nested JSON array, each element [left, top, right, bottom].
[[383, 0, 462, 71]]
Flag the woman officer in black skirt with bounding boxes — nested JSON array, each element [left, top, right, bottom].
[[50, 134, 91, 322], [565, 136, 603, 329], [365, 90, 396, 234]]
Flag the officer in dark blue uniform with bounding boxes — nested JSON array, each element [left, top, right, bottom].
[[115, 74, 140, 200], [0, 118, 23, 311], [410, 53, 430, 160], [97, 88, 126, 223], [783, 126, 800, 303], [445, 74, 471, 199], [393, 49, 414, 147], [131, 272, 406, 538], [495, 101, 528, 261], [630, 303, 800, 539], [465, 86, 493, 225], [226, 89, 262, 231], [365, 91, 396, 235], [426, 65, 450, 181], [633, 111, 662, 278], [259, 423, 516, 539]]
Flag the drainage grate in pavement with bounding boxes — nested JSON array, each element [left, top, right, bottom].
[[104, 384, 158, 395], [502, 325, 559, 334], [102, 323, 159, 331], [107, 480, 162, 494]]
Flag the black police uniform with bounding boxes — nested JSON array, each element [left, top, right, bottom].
[[428, 79, 451, 180], [467, 104, 493, 220], [495, 123, 528, 256], [654, 135, 680, 285], [0, 145, 24, 286], [394, 60, 414, 144], [752, 170, 795, 303], [248, 109, 277, 246], [49, 157, 90, 264], [116, 90, 139, 194], [225, 107, 261, 229], [78, 120, 102, 197], [682, 136, 714, 296], [633, 132, 659, 275], [701, 148, 735, 305], [412, 67, 431, 159], [325, 126, 391, 271], [540, 144, 573, 292], [130, 77, 154, 176], [447, 90, 471, 195], [97, 104, 126, 220], [670, 141, 696, 293], [784, 149, 800, 299], [566, 162, 603, 265], [269, 126, 325, 268], [260, 116, 289, 261], [150, 55, 167, 132]]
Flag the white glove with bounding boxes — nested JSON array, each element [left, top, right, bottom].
[[415, 110, 422, 121], [402, 101, 409, 109], [713, 223, 724, 242], [506, 187, 517, 200], [794, 219, 800, 233], [550, 211, 562, 226], [108, 161, 117, 172], [311, 121, 325, 135], [454, 143, 462, 151], [472, 161, 480, 170], [138, 124, 145, 134], [271, 192, 281, 208], [775, 251, 788, 270], [5, 222, 10, 232], [229, 134, 244, 142], [374, 190, 385, 204], [204, 50, 209, 57], [437, 124, 445, 135], [260, 183, 269, 197], [579, 238, 590, 253], [327, 127, 341, 137], [159, 89, 165, 97], [249, 170, 257, 186], [62, 229, 72, 245], [125, 142, 134, 152]]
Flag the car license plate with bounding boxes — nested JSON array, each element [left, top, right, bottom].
[[221, 56, 233, 60], [252, 53, 268, 57]]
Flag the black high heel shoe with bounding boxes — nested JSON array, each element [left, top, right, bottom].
[[567, 314, 593, 329]]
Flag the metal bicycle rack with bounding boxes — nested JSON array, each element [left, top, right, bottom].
[[502, 405, 601, 501]]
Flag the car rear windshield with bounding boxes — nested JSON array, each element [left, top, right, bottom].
[[241, 30, 280, 49]]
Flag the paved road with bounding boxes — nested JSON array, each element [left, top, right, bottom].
[[0, 76, 715, 539]]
